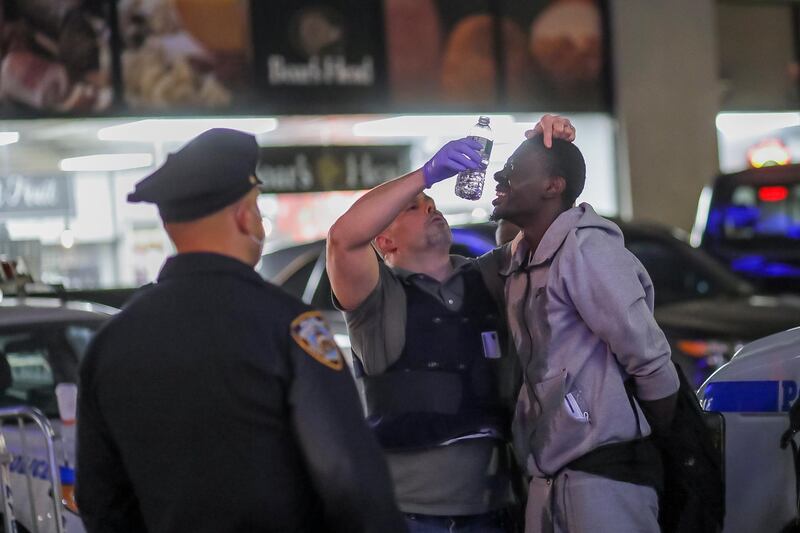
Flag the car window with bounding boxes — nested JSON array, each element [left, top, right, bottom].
[[450, 226, 497, 258], [449, 243, 483, 258], [0, 324, 98, 417], [280, 259, 317, 300], [627, 240, 726, 305], [718, 183, 800, 241], [311, 270, 335, 311]]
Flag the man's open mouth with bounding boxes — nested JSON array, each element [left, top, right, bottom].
[[492, 190, 507, 206]]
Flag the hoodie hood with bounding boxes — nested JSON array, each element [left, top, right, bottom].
[[502, 203, 622, 275]]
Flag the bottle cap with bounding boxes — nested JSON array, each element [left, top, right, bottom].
[[59, 465, 75, 485]]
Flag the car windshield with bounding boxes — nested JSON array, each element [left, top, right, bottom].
[[704, 175, 800, 287], [0, 322, 100, 418]]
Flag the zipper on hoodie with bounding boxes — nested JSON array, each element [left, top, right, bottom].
[[520, 267, 536, 388]]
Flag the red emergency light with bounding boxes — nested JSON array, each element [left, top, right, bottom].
[[758, 186, 789, 202]]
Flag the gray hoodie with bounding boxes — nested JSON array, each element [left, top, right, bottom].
[[500, 203, 679, 477]]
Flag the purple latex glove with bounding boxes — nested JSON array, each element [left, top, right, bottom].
[[422, 138, 485, 188]]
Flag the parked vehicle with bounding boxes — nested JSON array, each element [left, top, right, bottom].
[[621, 220, 800, 387], [0, 266, 116, 532], [691, 163, 800, 294], [699, 326, 800, 533], [261, 220, 800, 387]]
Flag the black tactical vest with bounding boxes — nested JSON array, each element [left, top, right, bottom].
[[357, 267, 511, 451]]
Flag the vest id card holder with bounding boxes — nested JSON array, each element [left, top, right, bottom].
[[481, 330, 502, 359]]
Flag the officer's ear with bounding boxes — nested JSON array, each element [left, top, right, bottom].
[[374, 233, 395, 256], [232, 197, 258, 236]]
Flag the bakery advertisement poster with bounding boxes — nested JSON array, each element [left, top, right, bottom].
[[384, 0, 609, 111], [0, 0, 608, 117], [250, 0, 389, 114], [117, 0, 255, 111], [0, 0, 114, 116]]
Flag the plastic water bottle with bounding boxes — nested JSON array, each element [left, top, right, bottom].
[[455, 116, 493, 200]]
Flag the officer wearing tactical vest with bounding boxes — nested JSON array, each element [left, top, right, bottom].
[[327, 116, 575, 532], [76, 128, 404, 533]]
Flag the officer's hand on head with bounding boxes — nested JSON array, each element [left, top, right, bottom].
[[525, 114, 576, 148], [422, 138, 485, 188]]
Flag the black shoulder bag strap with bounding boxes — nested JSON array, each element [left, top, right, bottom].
[[780, 400, 800, 531]]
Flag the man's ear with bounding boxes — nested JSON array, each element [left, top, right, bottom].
[[543, 176, 566, 199], [232, 202, 251, 236], [374, 233, 395, 256]]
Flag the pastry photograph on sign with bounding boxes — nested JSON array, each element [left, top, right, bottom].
[[384, 0, 607, 111], [118, 0, 252, 110], [0, 0, 114, 115]]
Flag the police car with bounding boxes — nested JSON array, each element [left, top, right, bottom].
[[699, 326, 800, 532], [692, 163, 800, 294], [0, 262, 115, 533]]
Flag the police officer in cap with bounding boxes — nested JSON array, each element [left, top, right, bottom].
[[76, 128, 405, 533]]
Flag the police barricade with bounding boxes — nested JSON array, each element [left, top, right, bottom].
[[0, 406, 64, 533]]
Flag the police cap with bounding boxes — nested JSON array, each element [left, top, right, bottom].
[[128, 128, 262, 223]]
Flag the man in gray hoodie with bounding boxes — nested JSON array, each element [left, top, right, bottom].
[[490, 136, 680, 533]]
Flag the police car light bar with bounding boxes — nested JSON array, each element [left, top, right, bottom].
[[758, 186, 790, 203]]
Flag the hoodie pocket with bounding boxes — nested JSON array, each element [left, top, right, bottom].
[[530, 370, 593, 473], [532, 370, 567, 418], [533, 370, 591, 422]]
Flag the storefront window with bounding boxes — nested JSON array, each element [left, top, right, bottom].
[[1, 113, 616, 289]]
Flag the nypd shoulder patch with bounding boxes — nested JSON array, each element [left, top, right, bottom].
[[290, 311, 344, 371]]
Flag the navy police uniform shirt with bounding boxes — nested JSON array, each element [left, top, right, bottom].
[[76, 253, 404, 533]]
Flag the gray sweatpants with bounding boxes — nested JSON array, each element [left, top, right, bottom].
[[525, 469, 659, 533]]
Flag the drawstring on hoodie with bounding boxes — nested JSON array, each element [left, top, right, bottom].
[[519, 261, 536, 381]]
